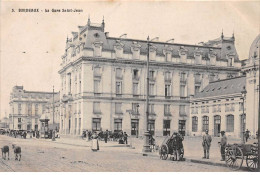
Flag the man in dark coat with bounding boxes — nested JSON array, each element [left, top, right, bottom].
[[123, 132, 128, 144], [202, 129, 212, 159], [104, 130, 108, 143], [245, 129, 250, 142], [220, 131, 227, 161]]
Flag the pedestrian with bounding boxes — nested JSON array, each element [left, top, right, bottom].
[[202, 129, 212, 159], [123, 132, 128, 144], [219, 131, 227, 161], [245, 129, 250, 142], [104, 130, 108, 143], [91, 132, 99, 152]]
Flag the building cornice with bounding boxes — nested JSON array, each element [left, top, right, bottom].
[[58, 56, 241, 74]]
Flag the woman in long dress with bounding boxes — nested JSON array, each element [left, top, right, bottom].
[[91, 132, 99, 151]]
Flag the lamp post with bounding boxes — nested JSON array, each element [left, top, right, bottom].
[[143, 36, 151, 153], [241, 86, 247, 144]]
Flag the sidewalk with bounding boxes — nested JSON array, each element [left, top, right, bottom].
[[132, 136, 254, 171]]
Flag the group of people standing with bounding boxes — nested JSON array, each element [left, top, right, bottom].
[[90, 130, 129, 152]]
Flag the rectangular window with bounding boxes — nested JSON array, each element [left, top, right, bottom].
[[149, 70, 155, 80], [132, 103, 139, 115], [133, 69, 139, 80], [149, 104, 155, 115], [116, 68, 122, 79], [133, 83, 138, 95], [149, 83, 155, 96], [179, 105, 186, 116], [78, 118, 81, 135], [230, 103, 235, 111], [93, 102, 101, 114], [226, 115, 234, 132], [68, 73, 72, 94], [18, 118, 21, 123], [180, 73, 186, 82], [202, 116, 209, 132], [92, 118, 101, 131], [212, 105, 217, 113], [35, 118, 38, 123], [115, 103, 122, 114], [42, 104, 45, 113], [165, 84, 171, 97], [94, 67, 101, 77], [114, 119, 122, 132], [116, 82, 122, 94], [164, 104, 171, 116], [194, 74, 201, 83], [148, 120, 155, 135], [94, 45, 102, 57], [163, 120, 171, 136], [166, 52, 171, 62], [94, 80, 100, 94], [192, 117, 198, 132], [164, 72, 171, 81], [178, 120, 186, 136], [180, 85, 186, 97]]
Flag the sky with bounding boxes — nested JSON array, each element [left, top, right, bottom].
[[0, 1, 260, 119]]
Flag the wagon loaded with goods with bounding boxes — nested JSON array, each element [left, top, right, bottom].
[[225, 142, 258, 171]]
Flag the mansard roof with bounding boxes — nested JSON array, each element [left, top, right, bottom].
[[66, 19, 241, 62], [194, 76, 246, 99]]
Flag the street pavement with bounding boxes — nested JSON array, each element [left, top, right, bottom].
[[0, 134, 248, 172]]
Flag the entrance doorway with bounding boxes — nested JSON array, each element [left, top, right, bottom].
[[131, 119, 139, 137], [214, 115, 221, 137]]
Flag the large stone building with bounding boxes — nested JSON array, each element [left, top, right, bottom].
[[59, 18, 241, 136], [9, 86, 57, 130]]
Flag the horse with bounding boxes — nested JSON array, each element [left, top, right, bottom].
[[1, 146, 9, 160]]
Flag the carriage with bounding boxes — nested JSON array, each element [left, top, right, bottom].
[[225, 141, 258, 171], [159, 133, 184, 161]]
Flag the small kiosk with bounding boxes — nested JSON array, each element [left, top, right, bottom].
[[40, 114, 50, 139]]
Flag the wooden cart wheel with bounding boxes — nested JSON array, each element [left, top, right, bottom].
[[246, 155, 258, 171], [160, 145, 168, 160], [225, 146, 244, 170]]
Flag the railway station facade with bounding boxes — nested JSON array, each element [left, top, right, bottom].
[[58, 18, 242, 137]]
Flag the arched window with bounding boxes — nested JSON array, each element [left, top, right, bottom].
[[226, 115, 234, 132], [202, 116, 209, 132], [192, 116, 198, 132]]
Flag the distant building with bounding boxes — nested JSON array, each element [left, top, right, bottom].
[[0, 117, 9, 128], [189, 76, 246, 138], [9, 86, 57, 130], [59, 18, 241, 136]]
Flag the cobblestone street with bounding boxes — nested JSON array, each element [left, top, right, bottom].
[[0, 135, 239, 172]]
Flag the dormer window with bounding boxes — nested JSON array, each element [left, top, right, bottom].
[[179, 46, 188, 63], [194, 48, 202, 64], [149, 45, 157, 61], [114, 41, 124, 58], [131, 42, 141, 59], [93, 41, 103, 57]]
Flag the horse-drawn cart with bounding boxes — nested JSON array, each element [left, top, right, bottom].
[[225, 142, 258, 171], [159, 133, 184, 161]]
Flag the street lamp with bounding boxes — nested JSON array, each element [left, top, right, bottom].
[[143, 36, 158, 153], [241, 86, 247, 144]]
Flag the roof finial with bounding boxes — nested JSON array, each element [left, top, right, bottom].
[[232, 30, 235, 39], [221, 29, 224, 39], [102, 15, 104, 23]]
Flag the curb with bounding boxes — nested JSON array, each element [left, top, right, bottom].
[[140, 152, 249, 171]]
